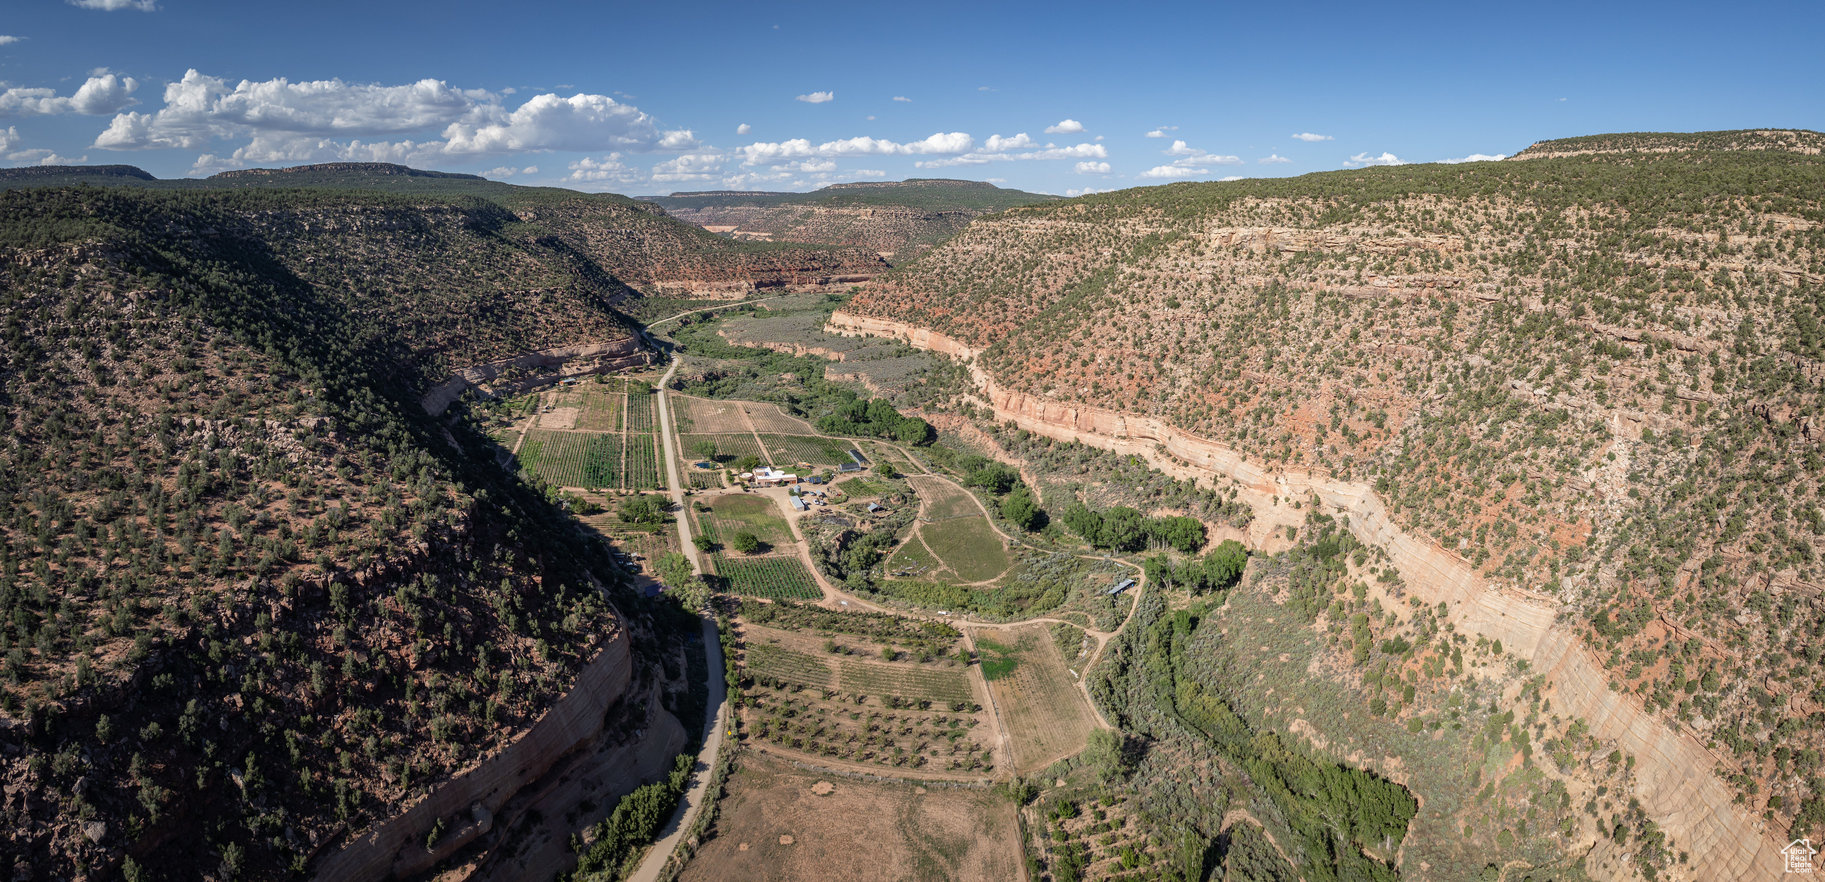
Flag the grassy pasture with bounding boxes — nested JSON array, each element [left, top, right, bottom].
[[908, 476, 980, 520], [919, 517, 1009, 582], [883, 535, 945, 579]]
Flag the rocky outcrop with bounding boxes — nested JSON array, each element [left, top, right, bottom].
[[310, 631, 634, 880], [421, 338, 653, 416], [825, 309, 1788, 882]]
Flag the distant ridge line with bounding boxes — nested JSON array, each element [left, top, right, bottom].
[[0, 164, 155, 181], [210, 162, 487, 181]]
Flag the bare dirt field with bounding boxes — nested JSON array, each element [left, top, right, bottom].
[[680, 755, 1021, 882], [975, 625, 1099, 772]]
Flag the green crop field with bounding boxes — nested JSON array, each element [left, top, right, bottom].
[[757, 434, 848, 467], [686, 469, 724, 490], [516, 429, 619, 489], [682, 433, 766, 464], [624, 433, 661, 489], [836, 660, 975, 705], [625, 389, 657, 432], [717, 556, 822, 600], [706, 494, 791, 543], [746, 644, 835, 688], [920, 517, 1010, 582]]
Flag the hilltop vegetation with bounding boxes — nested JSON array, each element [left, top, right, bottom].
[[0, 162, 887, 299], [0, 181, 733, 879], [647, 179, 1058, 260], [1511, 128, 1824, 160], [652, 179, 1056, 214], [846, 136, 1825, 841]]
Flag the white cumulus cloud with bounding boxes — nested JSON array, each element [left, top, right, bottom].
[[1044, 119, 1084, 134], [68, 0, 157, 10], [1292, 132, 1333, 142], [0, 74, 139, 115], [1258, 153, 1291, 164], [1139, 165, 1203, 180], [1065, 186, 1110, 196], [736, 122, 751, 135], [93, 71, 696, 168], [1074, 160, 1111, 174], [795, 90, 834, 104], [1344, 152, 1404, 167], [650, 151, 727, 183], [915, 141, 1105, 169], [892, 96, 911, 102], [1145, 126, 1177, 138], [1157, 140, 1240, 165], [1441, 153, 1506, 163], [444, 92, 696, 154], [982, 132, 1035, 151], [0, 36, 22, 46], [567, 153, 645, 189], [738, 131, 974, 166]]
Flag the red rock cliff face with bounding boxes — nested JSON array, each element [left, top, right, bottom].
[[825, 309, 1786, 882], [311, 631, 634, 880]]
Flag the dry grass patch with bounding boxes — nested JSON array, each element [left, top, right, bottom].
[[681, 755, 1021, 882], [976, 626, 1099, 771]]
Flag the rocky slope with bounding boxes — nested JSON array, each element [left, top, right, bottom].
[[3, 162, 890, 301], [0, 182, 706, 880], [837, 131, 1825, 876], [647, 179, 1056, 262]]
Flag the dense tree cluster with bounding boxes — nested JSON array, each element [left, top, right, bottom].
[[1062, 502, 1208, 554]]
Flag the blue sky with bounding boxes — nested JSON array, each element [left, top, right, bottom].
[[2, 0, 1820, 195]]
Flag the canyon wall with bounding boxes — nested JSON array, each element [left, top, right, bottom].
[[826, 309, 1787, 882], [420, 338, 652, 416], [310, 632, 634, 880]]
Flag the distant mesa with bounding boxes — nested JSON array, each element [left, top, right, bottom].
[[648, 178, 1057, 262], [209, 162, 488, 182], [1510, 127, 1824, 160], [0, 163, 156, 182]]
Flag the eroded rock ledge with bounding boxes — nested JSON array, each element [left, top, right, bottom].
[[421, 338, 653, 416], [825, 309, 1784, 882]]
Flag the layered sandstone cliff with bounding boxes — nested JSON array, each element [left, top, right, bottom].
[[826, 310, 1786, 881]]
